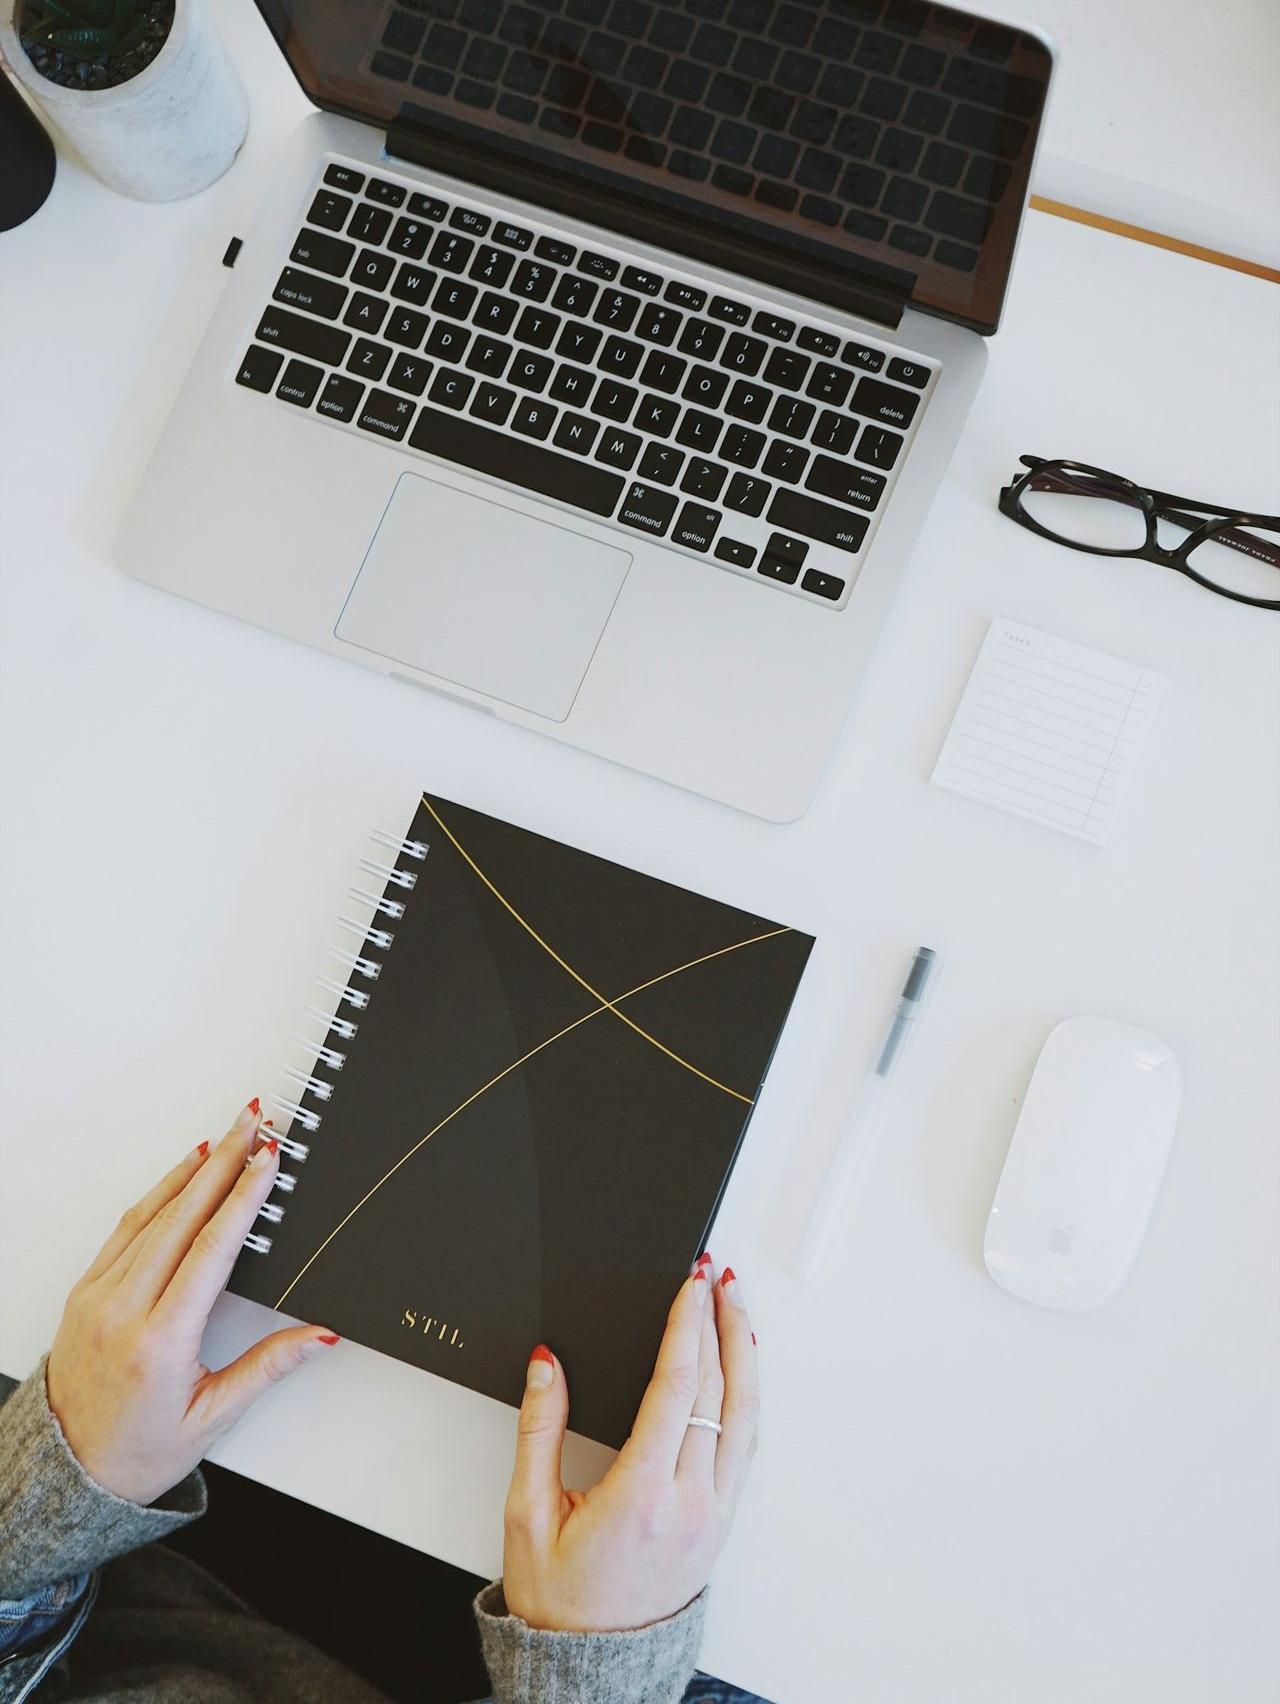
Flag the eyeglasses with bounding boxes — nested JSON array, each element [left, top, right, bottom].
[[998, 456, 1280, 611]]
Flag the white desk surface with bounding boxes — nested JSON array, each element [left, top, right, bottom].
[[2, 4, 1278, 1700]]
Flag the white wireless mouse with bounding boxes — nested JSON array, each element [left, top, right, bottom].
[[984, 1016, 1182, 1311]]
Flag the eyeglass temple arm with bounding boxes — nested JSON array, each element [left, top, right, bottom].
[[1024, 470, 1279, 566]]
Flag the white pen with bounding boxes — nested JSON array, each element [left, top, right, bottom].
[[795, 946, 942, 1281]]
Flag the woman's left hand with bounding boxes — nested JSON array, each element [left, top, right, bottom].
[[45, 1100, 338, 1506]]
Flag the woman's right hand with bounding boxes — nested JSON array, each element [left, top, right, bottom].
[[500, 1256, 758, 1633]]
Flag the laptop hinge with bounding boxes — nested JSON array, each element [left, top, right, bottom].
[[386, 116, 908, 332]]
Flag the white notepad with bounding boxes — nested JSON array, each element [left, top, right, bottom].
[[932, 619, 1167, 846]]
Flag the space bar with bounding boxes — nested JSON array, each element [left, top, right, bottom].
[[408, 408, 625, 518]]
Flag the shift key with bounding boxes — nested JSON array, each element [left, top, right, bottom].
[[766, 489, 869, 553], [255, 306, 351, 367]]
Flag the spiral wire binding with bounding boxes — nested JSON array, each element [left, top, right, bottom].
[[243, 827, 429, 1256]]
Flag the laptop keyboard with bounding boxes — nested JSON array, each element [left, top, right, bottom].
[[235, 158, 938, 607]]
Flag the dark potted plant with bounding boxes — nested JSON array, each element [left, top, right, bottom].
[[0, 0, 248, 199]]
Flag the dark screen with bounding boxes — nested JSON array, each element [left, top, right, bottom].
[[258, 0, 1051, 333]]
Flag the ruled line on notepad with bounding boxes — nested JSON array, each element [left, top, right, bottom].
[[931, 619, 1167, 846]]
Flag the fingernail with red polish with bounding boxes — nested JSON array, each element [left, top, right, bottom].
[[248, 1097, 261, 1116], [317, 1333, 340, 1346], [266, 1137, 279, 1155], [197, 1140, 210, 1157], [751, 1332, 758, 1346], [696, 1251, 712, 1266], [527, 1343, 554, 1390], [718, 1265, 736, 1287]]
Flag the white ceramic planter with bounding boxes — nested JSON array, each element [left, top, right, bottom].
[[0, 0, 248, 201]]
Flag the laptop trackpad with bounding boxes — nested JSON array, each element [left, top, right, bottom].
[[336, 473, 631, 722]]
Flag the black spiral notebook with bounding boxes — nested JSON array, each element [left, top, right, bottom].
[[230, 793, 813, 1447]]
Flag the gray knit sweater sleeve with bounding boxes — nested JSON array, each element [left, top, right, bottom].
[[473, 1581, 707, 1704], [0, 1357, 206, 1600]]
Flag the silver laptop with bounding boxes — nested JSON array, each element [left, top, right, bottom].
[[119, 0, 1052, 821]]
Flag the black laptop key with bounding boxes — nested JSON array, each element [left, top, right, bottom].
[[365, 177, 407, 207], [724, 471, 770, 516], [236, 345, 283, 393], [841, 340, 885, 372], [634, 393, 679, 436], [429, 368, 475, 410], [678, 318, 724, 360], [676, 409, 722, 452], [802, 567, 845, 600], [806, 456, 886, 511], [307, 189, 352, 231], [811, 410, 857, 455], [724, 380, 770, 424], [347, 338, 393, 381], [554, 412, 600, 455], [673, 502, 721, 551], [769, 395, 815, 440], [477, 291, 519, 334], [720, 333, 766, 375], [591, 379, 639, 422], [256, 306, 351, 367], [797, 326, 840, 358], [752, 311, 795, 343], [385, 307, 430, 348], [469, 382, 515, 426], [757, 553, 799, 584], [549, 364, 594, 405], [766, 489, 868, 552], [345, 291, 391, 335], [511, 307, 558, 351], [451, 205, 491, 236], [619, 481, 679, 536], [595, 428, 641, 471], [708, 294, 750, 324], [535, 235, 576, 265], [426, 322, 471, 363], [511, 260, 556, 300], [621, 265, 663, 295], [289, 228, 355, 278], [510, 351, 554, 393], [390, 264, 437, 307], [805, 362, 852, 407], [763, 349, 811, 391], [492, 221, 534, 249], [552, 274, 598, 317], [555, 323, 601, 365], [273, 267, 348, 320], [599, 336, 643, 379], [354, 249, 396, 291], [886, 357, 930, 389], [430, 232, 475, 274], [388, 351, 431, 395], [854, 424, 903, 470], [762, 440, 809, 483], [324, 164, 364, 193], [389, 217, 432, 258], [636, 304, 681, 346], [720, 425, 765, 467], [680, 458, 727, 501], [315, 371, 365, 421], [409, 408, 625, 513], [356, 387, 415, 439], [468, 245, 514, 289], [465, 336, 513, 377], [347, 203, 392, 244], [638, 350, 686, 394], [435, 279, 478, 320], [638, 442, 685, 485], [665, 281, 706, 311], [683, 365, 729, 409], [577, 250, 619, 278], [854, 377, 921, 429], [408, 192, 449, 222], [513, 397, 558, 440], [714, 537, 755, 568], [592, 289, 641, 331]]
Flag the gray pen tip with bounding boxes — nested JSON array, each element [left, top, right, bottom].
[[902, 946, 939, 1003]]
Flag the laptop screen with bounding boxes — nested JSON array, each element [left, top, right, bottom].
[[259, 0, 1051, 334]]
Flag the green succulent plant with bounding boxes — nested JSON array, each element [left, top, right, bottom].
[[21, 0, 149, 62]]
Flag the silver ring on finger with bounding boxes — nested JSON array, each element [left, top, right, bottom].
[[685, 1415, 723, 1435]]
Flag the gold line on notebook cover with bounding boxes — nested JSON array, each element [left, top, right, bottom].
[[273, 925, 789, 1309], [421, 795, 755, 1105]]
